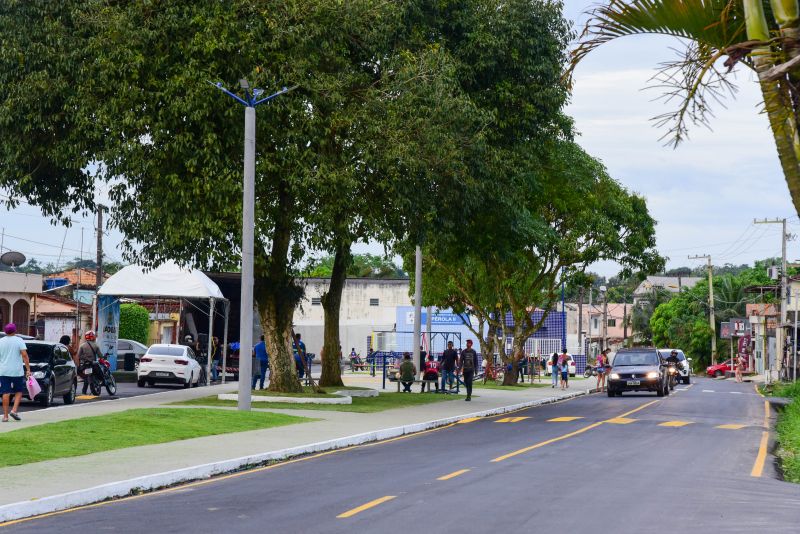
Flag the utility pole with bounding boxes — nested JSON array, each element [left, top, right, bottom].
[[754, 218, 788, 381], [210, 79, 295, 411], [689, 254, 717, 365], [413, 246, 422, 377], [600, 285, 608, 351], [96, 206, 104, 288], [623, 302, 628, 347]]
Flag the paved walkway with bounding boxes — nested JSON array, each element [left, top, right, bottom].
[[0, 374, 596, 507]]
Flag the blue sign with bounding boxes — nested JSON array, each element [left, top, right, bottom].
[[97, 296, 120, 371]]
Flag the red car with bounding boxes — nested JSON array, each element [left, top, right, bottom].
[[706, 359, 734, 378]]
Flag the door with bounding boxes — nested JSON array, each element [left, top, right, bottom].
[[53, 345, 71, 394]]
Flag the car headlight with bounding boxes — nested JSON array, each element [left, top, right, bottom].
[[32, 371, 45, 379], [610, 373, 620, 380], [668, 368, 677, 374], [646, 372, 659, 379]]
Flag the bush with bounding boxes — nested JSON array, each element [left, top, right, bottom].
[[119, 303, 149, 345], [768, 381, 800, 483]]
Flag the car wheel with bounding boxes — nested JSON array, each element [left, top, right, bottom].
[[607, 388, 615, 397], [685, 376, 691, 385], [714, 370, 723, 378], [63, 380, 77, 404], [40, 379, 54, 407], [147, 379, 155, 387], [137, 378, 146, 388], [183, 373, 192, 389], [657, 382, 665, 397]]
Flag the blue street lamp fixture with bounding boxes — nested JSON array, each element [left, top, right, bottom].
[[209, 79, 296, 411]]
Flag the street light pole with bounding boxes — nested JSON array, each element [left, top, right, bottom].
[[689, 254, 717, 365], [210, 80, 295, 411]]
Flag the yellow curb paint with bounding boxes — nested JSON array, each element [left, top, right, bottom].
[[751, 431, 769, 477], [604, 417, 636, 425], [547, 417, 583, 422], [495, 416, 530, 423], [457, 417, 481, 424], [716, 424, 747, 430], [337, 496, 396, 518], [658, 421, 693, 428], [754, 383, 764, 398], [437, 469, 470, 481]]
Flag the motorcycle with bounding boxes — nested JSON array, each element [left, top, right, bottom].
[[80, 355, 117, 396], [584, 365, 599, 378], [666, 361, 678, 391]]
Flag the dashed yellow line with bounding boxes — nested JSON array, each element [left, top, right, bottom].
[[437, 469, 470, 481], [495, 416, 530, 423], [337, 496, 396, 518], [605, 417, 636, 425], [457, 417, 481, 424], [751, 431, 769, 477], [548, 417, 583, 422], [716, 424, 746, 430], [658, 421, 692, 428], [490, 422, 604, 462]]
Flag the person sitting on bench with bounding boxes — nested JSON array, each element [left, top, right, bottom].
[[421, 353, 440, 393], [399, 352, 417, 393]]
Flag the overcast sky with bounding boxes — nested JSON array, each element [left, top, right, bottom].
[[2, 1, 799, 276]]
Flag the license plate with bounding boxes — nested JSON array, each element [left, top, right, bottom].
[[83, 369, 92, 375], [626, 380, 640, 386], [153, 372, 170, 377]]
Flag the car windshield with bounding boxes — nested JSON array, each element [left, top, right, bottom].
[[613, 352, 659, 366], [659, 350, 686, 361], [147, 346, 184, 357], [23, 344, 53, 363]]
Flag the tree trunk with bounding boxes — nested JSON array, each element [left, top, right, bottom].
[[256, 179, 302, 393], [319, 241, 350, 387], [502, 334, 524, 385]]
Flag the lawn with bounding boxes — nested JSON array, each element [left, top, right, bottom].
[[250, 385, 370, 398], [175, 391, 459, 413], [0, 408, 311, 468], [760, 381, 800, 483]]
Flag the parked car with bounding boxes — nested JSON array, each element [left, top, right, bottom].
[[607, 348, 670, 397], [544, 354, 576, 377], [138, 344, 203, 388], [117, 338, 149, 369], [706, 359, 734, 378], [658, 349, 691, 384], [24, 341, 78, 406]]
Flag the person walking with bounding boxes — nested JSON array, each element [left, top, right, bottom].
[[596, 349, 610, 392], [210, 336, 222, 382], [460, 339, 478, 401], [421, 353, 440, 393], [399, 352, 416, 393], [735, 353, 745, 383], [0, 324, 31, 422], [251, 335, 269, 390], [441, 341, 458, 392], [560, 357, 569, 389], [77, 330, 101, 394], [293, 333, 307, 379], [549, 352, 559, 388]]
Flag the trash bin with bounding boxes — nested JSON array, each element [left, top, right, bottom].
[[124, 353, 136, 372]]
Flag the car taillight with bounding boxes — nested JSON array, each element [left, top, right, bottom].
[[141, 357, 152, 363], [175, 359, 189, 365]]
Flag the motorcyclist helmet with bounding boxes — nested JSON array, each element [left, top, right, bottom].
[[85, 330, 96, 341]]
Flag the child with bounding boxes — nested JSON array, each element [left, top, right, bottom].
[[560, 360, 569, 389]]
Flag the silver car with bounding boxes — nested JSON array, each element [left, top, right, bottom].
[[659, 349, 691, 385]]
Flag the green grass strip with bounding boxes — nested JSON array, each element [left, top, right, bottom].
[[0, 408, 311, 467]]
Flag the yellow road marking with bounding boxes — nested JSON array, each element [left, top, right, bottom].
[[763, 400, 770, 429], [547, 417, 583, 422], [337, 496, 396, 518], [491, 422, 604, 462], [457, 417, 481, 424], [751, 431, 769, 477], [658, 421, 693, 428], [437, 469, 470, 481], [495, 416, 530, 423], [75, 395, 97, 400], [716, 424, 747, 430], [605, 417, 636, 425], [617, 400, 660, 418]]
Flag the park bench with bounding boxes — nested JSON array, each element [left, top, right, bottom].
[[395, 379, 438, 392]]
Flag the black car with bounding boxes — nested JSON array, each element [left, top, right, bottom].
[[607, 348, 669, 398], [25, 341, 78, 407]]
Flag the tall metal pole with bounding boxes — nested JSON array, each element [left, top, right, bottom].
[[222, 299, 230, 385], [560, 269, 566, 352], [754, 217, 788, 380], [689, 254, 716, 365], [577, 287, 584, 357], [96, 206, 104, 289], [602, 290, 608, 351], [237, 105, 256, 411], [413, 245, 422, 376], [206, 297, 214, 386]]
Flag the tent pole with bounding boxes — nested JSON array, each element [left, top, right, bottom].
[[207, 297, 215, 386], [222, 300, 230, 384]]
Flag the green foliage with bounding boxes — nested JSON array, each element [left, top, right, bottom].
[[304, 254, 406, 279], [118, 303, 149, 345], [776, 389, 800, 483]]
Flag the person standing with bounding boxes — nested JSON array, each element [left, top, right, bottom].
[[0, 324, 31, 422], [399, 352, 416, 393], [735, 353, 745, 383], [549, 352, 559, 388], [441, 341, 458, 392], [460, 339, 478, 401], [251, 335, 269, 390], [596, 349, 610, 392], [210, 336, 222, 382], [560, 358, 569, 389], [77, 330, 101, 394], [293, 333, 307, 379]]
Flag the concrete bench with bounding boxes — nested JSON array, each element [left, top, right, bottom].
[[396, 379, 438, 393]]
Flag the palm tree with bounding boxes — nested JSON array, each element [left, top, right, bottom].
[[570, 0, 800, 215]]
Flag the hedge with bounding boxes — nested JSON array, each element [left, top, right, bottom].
[[119, 303, 149, 345]]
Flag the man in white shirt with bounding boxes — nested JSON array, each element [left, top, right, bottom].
[[0, 323, 31, 422]]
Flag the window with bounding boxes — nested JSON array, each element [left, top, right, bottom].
[[118, 342, 131, 351], [311, 297, 322, 306], [592, 318, 599, 329], [607, 319, 616, 327], [369, 298, 380, 306]]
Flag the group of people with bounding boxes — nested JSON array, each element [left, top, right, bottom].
[[547, 350, 574, 390], [396, 340, 479, 401]]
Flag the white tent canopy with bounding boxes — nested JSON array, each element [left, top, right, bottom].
[[97, 261, 228, 385], [98, 262, 224, 300]]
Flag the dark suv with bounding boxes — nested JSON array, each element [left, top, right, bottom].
[[25, 341, 78, 407], [607, 348, 669, 397]]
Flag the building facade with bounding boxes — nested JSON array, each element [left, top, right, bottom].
[[0, 271, 42, 335]]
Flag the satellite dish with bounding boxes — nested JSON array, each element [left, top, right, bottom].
[[0, 251, 26, 268]]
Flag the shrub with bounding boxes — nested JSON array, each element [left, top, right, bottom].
[[119, 303, 149, 345]]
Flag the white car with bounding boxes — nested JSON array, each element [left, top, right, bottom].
[[544, 354, 576, 377], [138, 344, 203, 388], [659, 349, 691, 384]]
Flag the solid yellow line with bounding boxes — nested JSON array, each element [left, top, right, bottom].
[[491, 399, 660, 463], [437, 469, 470, 481], [763, 400, 770, 429], [337, 496, 396, 518], [716, 424, 747, 430], [751, 431, 769, 477]]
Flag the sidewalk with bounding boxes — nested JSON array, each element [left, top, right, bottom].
[[0, 375, 595, 519]]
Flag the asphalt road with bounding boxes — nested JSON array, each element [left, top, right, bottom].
[[4, 377, 799, 533], [15, 382, 186, 413]]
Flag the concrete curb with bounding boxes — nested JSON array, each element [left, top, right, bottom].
[[217, 393, 353, 404], [0, 388, 592, 522]]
